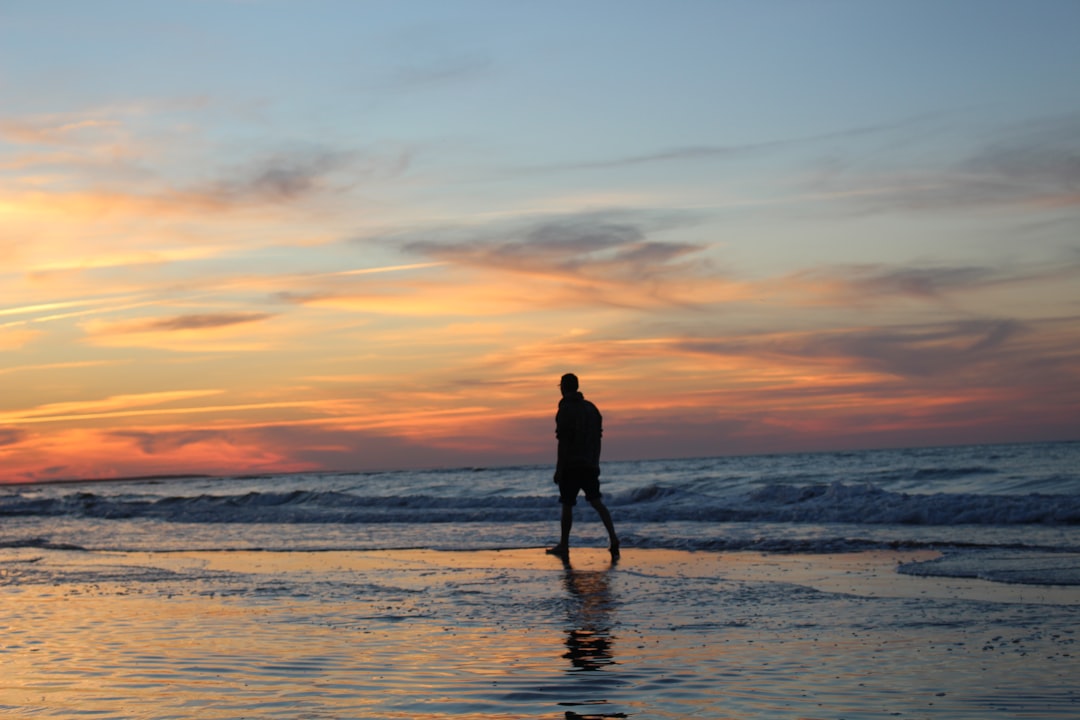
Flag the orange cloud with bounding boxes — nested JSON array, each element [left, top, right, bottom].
[[0, 426, 311, 483], [0, 115, 124, 146], [0, 327, 40, 350]]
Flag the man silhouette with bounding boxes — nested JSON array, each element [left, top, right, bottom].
[[547, 373, 619, 560]]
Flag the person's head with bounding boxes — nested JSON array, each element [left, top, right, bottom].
[[560, 373, 579, 396]]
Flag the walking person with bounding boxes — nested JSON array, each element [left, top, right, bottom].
[[547, 373, 619, 560]]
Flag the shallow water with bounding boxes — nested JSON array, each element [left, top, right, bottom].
[[2, 548, 1077, 719]]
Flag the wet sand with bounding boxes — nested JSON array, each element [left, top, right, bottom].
[[2, 548, 1077, 718]]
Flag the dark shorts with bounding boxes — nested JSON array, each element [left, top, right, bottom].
[[557, 466, 601, 506]]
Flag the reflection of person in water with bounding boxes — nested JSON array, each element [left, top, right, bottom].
[[561, 558, 617, 672]]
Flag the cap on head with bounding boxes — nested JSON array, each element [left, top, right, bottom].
[[560, 373, 579, 392]]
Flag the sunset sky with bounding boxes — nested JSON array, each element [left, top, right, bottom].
[[2, 1, 1078, 482]]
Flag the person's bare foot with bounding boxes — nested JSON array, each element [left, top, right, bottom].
[[546, 544, 569, 557], [609, 540, 620, 561]]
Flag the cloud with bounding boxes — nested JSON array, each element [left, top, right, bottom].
[[171, 145, 412, 211], [0, 153, 359, 226], [240, 210, 734, 317], [276, 211, 742, 314], [0, 327, 40, 350], [673, 317, 1045, 381], [958, 117, 1080, 207], [237, 422, 531, 472], [0, 428, 26, 447], [0, 390, 223, 425], [524, 117, 928, 173], [111, 429, 234, 455], [0, 425, 311, 481], [385, 52, 491, 91], [191, 148, 363, 205], [786, 257, 1080, 307], [2, 103, 400, 218], [0, 99, 207, 150], [0, 392, 323, 427], [0, 297, 130, 320], [0, 360, 124, 377], [791, 319, 1027, 378], [81, 312, 280, 351], [0, 108, 155, 192], [116, 312, 275, 334], [401, 211, 709, 283], [0, 116, 123, 147], [818, 114, 1080, 212], [238, 156, 343, 202], [843, 266, 996, 299]]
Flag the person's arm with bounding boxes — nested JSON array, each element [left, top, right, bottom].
[[554, 408, 564, 482]]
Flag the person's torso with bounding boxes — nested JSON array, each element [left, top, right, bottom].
[[557, 395, 602, 467]]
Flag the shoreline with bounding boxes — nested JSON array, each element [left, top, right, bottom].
[[8, 545, 1080, 605], [167, 546, 1080, 605]]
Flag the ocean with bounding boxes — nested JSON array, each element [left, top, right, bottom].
[[3, 441, 1078, 584], [2, 441, 1079, 718]]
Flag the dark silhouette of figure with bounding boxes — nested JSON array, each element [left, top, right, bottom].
[[547, 373, 619, 560]]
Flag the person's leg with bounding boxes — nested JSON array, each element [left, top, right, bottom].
[[560, 502, 573, 546], [588, 497, 619, 558], [547, 475, 577, 556], [547, 502, 573, 556]]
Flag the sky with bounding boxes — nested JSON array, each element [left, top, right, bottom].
[[1, 0, 1079, 482]]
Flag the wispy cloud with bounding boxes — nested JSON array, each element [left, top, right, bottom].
[[1, 104, 403, 225], [0, 391, 324, 427], [670, 315, 1080, 389], [0, 428, 25, 447], [110, 428, 241, 456], [328, 261, 447, 277], [835, 266, 1000, 299], [25, 246, 225, 275], [0, 298, 110, 318], [0, 425, 311, 482], [82, 311, 282, 352], [245, 210, 737, 317], [405, 214, 704, 278], [0, 390, 224, 425], [0, 360, 124, 377], [96, 312, 275, 335], [763, 319, 1028, 379], [786, 259, 1077, 305], [386, 211, 737, 309], [523, 116, 935, 173], [813, 114, 1080, 212], [0, 327, 39, 350], [383, 52, 491, 91], [182, 147, 382, 207], [0, 115, 124, 147]]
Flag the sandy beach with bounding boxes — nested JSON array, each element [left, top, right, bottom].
[[2, 547, 1077, 719]]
